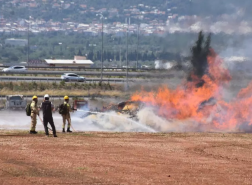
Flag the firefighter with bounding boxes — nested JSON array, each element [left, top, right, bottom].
[[30, 95, 39, 134], [62, 96, 72, 133], [40, 94, 57, 137]]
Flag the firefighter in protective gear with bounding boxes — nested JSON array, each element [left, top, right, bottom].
[[62, 96, 72, 133], [30, 95, 39, 134]]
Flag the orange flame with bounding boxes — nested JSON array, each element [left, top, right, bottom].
[[131, 49, 252, 131]]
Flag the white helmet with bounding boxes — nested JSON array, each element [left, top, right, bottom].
[[44, 94, 49, 98]]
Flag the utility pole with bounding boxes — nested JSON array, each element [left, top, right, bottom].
[[126, 17, 130, 90], [120, 47, 122, 68], [136, 24, 139, 69], [96, 14, 106, 82], [101, 16, 104, 81], [190, 0, 193, 32], [27, 15, 30, 66]]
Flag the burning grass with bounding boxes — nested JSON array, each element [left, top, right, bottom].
[[131, 49, 252, 132]]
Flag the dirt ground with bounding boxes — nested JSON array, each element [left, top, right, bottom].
[[0, 131, 251, 185]]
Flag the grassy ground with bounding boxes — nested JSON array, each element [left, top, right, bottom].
[[0, 81, 129, 97]]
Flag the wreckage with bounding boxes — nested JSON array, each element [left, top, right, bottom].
[[76, 100, 142, 120], [74, 97, 218, 121]]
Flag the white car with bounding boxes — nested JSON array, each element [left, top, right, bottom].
[[61, 73, 85, 82], [2, 66, 27, 72]]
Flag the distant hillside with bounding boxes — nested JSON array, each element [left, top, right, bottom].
[[1, 0, 251, 23]]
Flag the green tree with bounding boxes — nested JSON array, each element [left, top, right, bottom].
[[77, 48, 82, 56], [87, 51, 94, 60], [116, 51, 120, 61], [190, 31, 211, 80], [96, 51, 101, 61]]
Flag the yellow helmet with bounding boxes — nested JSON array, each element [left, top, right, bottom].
[[32, 95, 38, 100], [64, 96, 69, 100]]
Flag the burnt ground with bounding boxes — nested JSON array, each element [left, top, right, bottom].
[[0, 131, 251, 185]]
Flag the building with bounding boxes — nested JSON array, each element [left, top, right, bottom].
[[44, 56, 93, 68], [5, 38, 28, 46], [74, 56, 87, 60]]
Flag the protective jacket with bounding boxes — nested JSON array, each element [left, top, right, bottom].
[[30, 100, 38, 115], [63, 101, 71, 115]]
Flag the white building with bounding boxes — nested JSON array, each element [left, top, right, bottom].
[[44, 56, 93, 68]]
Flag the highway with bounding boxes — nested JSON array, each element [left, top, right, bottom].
[[0, 71, 175, 78], [0, 76, 134, 82], [0, 75, 175, 84]]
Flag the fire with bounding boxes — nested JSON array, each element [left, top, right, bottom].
[[131, 49, 252, 131]]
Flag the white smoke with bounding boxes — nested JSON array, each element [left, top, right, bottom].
[[137, 107, 202, 132], [73, 110, 156, 132], [1, 104, 251, 133], [219, 38, 252, 74], [0, 109, 156, 133]]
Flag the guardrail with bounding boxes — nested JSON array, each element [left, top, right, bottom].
[[0, 77, 132, 83], [0, 65, 155, 71], [0, 71, 174, 78]]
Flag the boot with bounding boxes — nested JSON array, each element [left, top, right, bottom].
[[30, 130, 37, 134], [54, 134, 58, 137], [62, 128, 65, 133], [67, 128, 72, 133]]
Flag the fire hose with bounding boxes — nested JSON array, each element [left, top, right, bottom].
[[69, 117, 76, 132]]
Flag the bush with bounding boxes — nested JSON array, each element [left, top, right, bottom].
[[39, 83, 46, 91], [9, 82, 13, 90], [32, 82, 38, 90], [52, 81, 58, 89], [93, 81, 97, 88], [60, 80, 65, 87], [190, 31, 211, 80], [108, 82, 112, 90]]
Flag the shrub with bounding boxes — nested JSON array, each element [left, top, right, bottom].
[[60, 80, 65, 87]]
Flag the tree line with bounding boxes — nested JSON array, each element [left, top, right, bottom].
[[0, 32, 196, 63], [86, 50, 157, 62]]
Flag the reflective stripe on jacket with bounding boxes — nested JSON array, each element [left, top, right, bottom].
[[31, 100, 38, 115]]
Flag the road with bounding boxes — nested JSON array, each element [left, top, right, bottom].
[[0, 70, 175, 78], [0, 76, 134, 82]]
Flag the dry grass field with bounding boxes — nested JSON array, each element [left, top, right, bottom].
[[0, 131, 251, 185]]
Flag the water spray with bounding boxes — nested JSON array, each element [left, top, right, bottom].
[[76, 109, 156, 133]]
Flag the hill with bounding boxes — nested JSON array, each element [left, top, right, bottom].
[[1, 0, 251, 24]]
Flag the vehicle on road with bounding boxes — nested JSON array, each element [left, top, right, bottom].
[[2, 66, 27, 72], [5, 95, 27, 110], [61, 73, 85, 82]]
